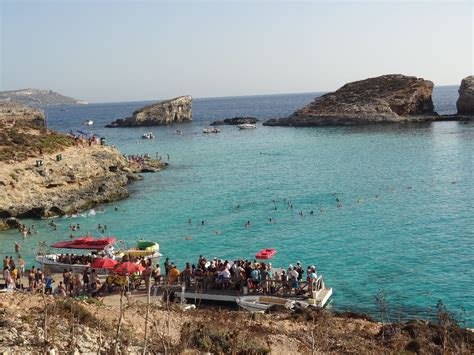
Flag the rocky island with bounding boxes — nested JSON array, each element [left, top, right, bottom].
[[106, 96, 192, 127], [0, 102, 165, 229], [456, 75, 474, 115], [264, 74, 436, 126], [0, 88, 88, 107], [210, 116, 258, 125]]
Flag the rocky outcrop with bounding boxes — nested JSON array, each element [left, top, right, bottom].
[[211, 117, 258, 126], [0, 102, 45, 127], [0, 88, 88, 107], [456, 75, 474, 115], [106, 96, 192, 127], [264, 74, 435, 126]]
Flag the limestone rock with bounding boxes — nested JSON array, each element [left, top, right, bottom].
[[0, 102, 45, 127], [264, 74, 435, 126], [211, 117, 258, 126], [456, 75, 474, 115], [106, 96, 192, 127]]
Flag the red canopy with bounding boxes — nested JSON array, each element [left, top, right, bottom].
[[51, 237, 116, 250], [114, 262, 145, 275], [90, 258, 119, 269]]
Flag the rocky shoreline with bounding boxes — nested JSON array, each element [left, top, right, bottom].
[[0, 102, 166, 229], [0, 292, 472, 354]]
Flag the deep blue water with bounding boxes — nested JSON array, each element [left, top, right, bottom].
[[1, 86, 472, 325]]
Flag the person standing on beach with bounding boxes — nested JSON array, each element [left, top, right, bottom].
[[164, 258, 170, 275]]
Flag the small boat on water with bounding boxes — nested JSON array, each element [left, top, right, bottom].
[[237, 123, 256, 129], [84, 120, 94, 126], [203, 127, 220, 134], [142, 132, 155, 139], [255, 248, 277, 260], [236, 296, 294, 313], [36, 237, 161, 273]]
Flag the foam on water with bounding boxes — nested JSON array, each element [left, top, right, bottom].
[[1, 87, 472, 325]]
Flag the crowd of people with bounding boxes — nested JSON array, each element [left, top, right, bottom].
[[160, 256, 320, 296]]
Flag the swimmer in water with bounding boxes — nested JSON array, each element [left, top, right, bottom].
[[310, 210, 314, 215], [235, 204, 240, 209], [115, 206, 119, 211], [244, 221, 251, 228], [14, 242, 21, 253], [299, 211, 304, 217], [188, 218, 192, 224], [201, 220, 205, 225]]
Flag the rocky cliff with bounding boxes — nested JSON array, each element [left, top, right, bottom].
[[0, 102, 46, 127], [0, 89, 88, 107], [264, 74, 435, 126], [456, 75, 474, 115], [106, 96, 192, 127], [0, 106, 166, 223]]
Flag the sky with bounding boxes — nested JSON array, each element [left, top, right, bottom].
[[0, 0, 473, 103]]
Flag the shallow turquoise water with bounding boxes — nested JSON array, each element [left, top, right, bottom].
[[1, 88, 472, 325]]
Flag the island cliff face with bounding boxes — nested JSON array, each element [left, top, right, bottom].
[[264, 74, 435, 126], [106, 96, 192, 127], [456, 75, 474, 115]]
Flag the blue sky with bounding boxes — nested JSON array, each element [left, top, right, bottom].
[[1, 0, 472, 102]]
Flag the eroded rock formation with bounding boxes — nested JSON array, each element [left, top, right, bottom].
[[264, 74, 435, 126], [106, 96, 192, 127], [456, 75, 474, 115], [0, 102, 45, 127]]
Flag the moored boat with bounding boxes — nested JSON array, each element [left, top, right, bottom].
[[142, 132, 155, 139], [237, 123, 256, 129], [84, 119, 93, 126], [236, 296, 294, 313], [203, 127, 220, 134]]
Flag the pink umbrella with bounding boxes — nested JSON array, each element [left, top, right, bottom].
[[91, 258, 119, 269], [114, 261, 145, 275]]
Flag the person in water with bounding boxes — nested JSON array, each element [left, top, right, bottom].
[[244, 221, 251, 228]]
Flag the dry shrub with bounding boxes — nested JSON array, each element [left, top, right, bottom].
[[180, 321, 270, 354]]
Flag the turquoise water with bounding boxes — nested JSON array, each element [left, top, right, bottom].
[[1, 87, 472, 325]]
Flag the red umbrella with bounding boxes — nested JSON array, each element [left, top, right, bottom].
[[91, 258, 119, 269], [114, 261, 145, 275]]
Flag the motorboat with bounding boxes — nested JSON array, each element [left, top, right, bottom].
[[237, 123, 256, 129], [84, 120, 94, 126], [142, 132, 155, 139], [235, 296, 294, 313], [203, 127, 220, 134], [255, 248, 277, 260], [36, 237, 161, 273]]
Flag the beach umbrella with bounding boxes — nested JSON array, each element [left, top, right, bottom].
[[115, 261, 145, 275], [90, 258, 119, 269]]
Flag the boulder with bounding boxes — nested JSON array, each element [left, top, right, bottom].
[[106, 96, 192, 127], [264, 74, 435, 126], [456, 75, 474, 115], [211, 117, 258, 126]]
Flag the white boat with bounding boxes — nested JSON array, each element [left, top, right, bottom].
[[235, 296, 295, 313], [203, 127, 220, 134], [237, 123, 256, 129], [84, 120, 94, 126], [35, 237, 162, 274], [142, 132, 155, 139]]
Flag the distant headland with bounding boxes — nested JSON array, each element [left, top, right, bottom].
[[0, 89, 88, 107]]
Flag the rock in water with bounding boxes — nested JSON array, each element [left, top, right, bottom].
[[264, 74, 435, 126], [456, 75, 474, 115], [106, 96, 192, 127], [211, 117, 258, 126]]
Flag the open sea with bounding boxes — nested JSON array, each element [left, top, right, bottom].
[[1, 86, 472, 325]]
